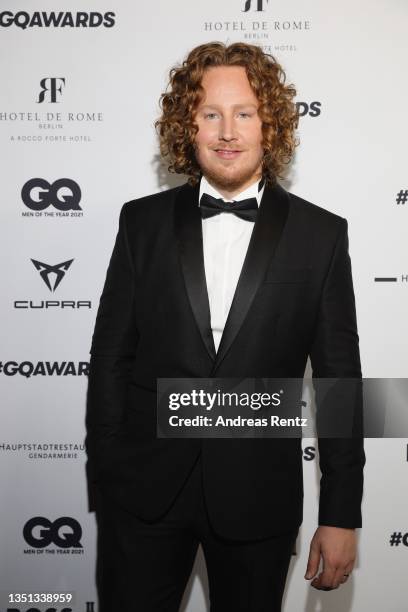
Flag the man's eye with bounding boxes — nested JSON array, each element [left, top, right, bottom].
[[238, 112, 250, 118], [204, 113, 218, 119]]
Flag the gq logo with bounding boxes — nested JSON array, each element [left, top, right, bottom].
[[23, 516, 83, 549], [21, 179, 82, 211]]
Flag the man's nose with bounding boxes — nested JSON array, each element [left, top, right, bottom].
[[218, 116, 238, 141]]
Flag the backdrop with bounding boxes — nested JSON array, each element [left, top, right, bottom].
[[1, 1, 407, 611]]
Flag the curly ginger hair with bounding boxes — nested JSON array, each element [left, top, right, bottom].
[[155, 41, 299, 186]]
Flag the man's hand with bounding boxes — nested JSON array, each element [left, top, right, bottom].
[[304, 526, 357, 590]]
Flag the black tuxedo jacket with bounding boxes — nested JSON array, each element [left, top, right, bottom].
[[85, 180, 365, 541]]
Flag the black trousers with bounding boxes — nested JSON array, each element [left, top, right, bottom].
[[95, 452, 298, 612]]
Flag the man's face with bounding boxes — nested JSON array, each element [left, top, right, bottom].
[[193, 65, 264, 198]]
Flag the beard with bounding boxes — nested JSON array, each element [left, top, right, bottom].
[[195, 151, 264, 194]]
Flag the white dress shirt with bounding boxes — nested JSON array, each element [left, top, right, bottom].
[[199, 175, 265, 353]]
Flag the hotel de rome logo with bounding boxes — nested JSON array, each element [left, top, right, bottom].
[[1, 76, 104, 144], [202, 0, 312, 53]]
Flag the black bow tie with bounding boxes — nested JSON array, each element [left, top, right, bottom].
[[199, 193, 258, 222]]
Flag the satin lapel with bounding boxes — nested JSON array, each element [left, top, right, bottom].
[[174, 182, 217, 361], [211, 182, 290, 374]]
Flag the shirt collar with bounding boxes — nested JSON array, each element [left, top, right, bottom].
[[198, 174, 265, 208]]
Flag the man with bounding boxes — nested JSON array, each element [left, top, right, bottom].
[[85, 41, 365, 611]]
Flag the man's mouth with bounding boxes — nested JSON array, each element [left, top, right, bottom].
[[214, 149, 243, 159]]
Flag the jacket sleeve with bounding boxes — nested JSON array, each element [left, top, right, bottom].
[[84, 202, 139, 487], [309, 218, 365, 528]]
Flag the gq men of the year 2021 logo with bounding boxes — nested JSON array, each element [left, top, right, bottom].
[[23, 516, 83, 554], [21, 179, 83, 218], [13, 259, 91, 310]]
